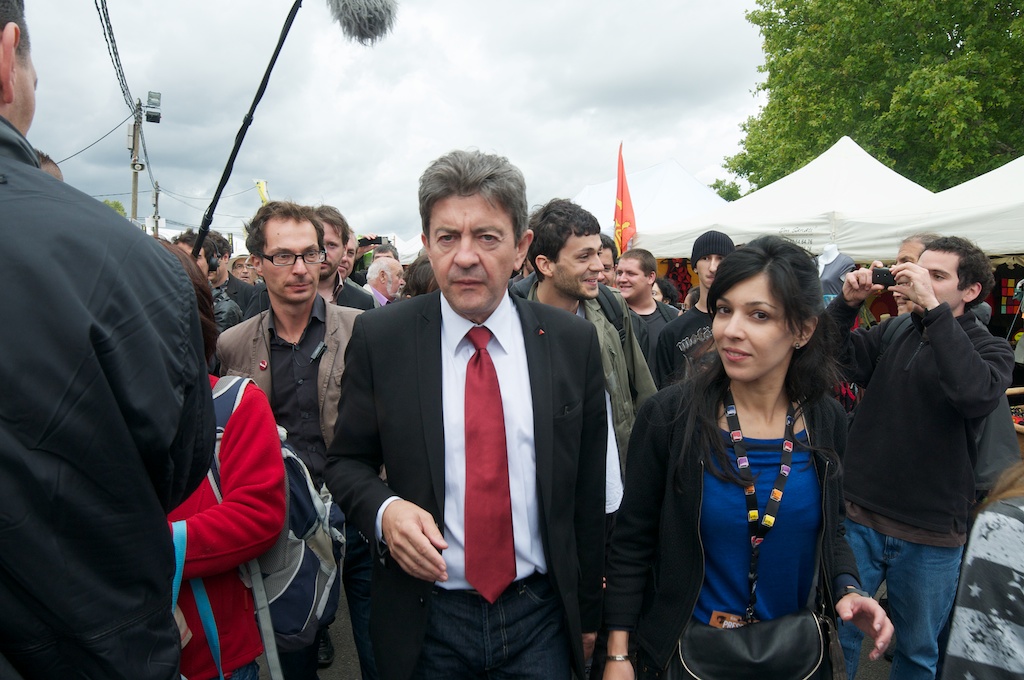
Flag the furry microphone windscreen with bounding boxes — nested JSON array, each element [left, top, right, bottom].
[[325, 0, 398, 45]]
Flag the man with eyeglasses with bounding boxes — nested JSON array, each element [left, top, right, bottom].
[[216, 201, 363, 679]]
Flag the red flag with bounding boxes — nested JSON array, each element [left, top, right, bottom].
[[614, 143, 636, 254]]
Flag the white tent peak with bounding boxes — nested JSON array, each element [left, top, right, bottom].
[[636, 136, 934, 260], [572, 158, 725, 235], [723, 136, 933, 216]]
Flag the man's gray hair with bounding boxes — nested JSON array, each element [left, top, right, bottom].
[[418, 150, 528, 241], [367, 257, 399, 286]]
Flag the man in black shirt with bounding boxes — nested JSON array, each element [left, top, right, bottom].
[[216, 201, 361, 679], [616, 247, 677, 367], [314, 205, 375, 311], [654, 230, 735, 387]]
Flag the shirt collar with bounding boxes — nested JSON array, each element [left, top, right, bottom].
[[267, 294, 327, 335], [440, 290, 516, 357]]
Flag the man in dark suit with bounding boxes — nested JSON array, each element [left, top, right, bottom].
[[205, 229, 257, 314], [315, 204, 375, 312], [325, 150, 606, 680]]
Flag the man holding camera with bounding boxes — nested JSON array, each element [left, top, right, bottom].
[[828, 236, 1014, 680]]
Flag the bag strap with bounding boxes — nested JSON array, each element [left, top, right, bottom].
[[206, 375, 285, 680], [247, 559, 284, 680], [190, 579, 225, 680], [171, 519, 226, 680], [171, 520, 187, 610]]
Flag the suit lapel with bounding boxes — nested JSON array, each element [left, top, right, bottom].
[[250, 313, 273, 396], [318, 310, 340, 406], [512, 297, 554, 526], [417, 293, 446, 519]]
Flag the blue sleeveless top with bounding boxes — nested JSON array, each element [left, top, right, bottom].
[[694, 431, 820, 624]]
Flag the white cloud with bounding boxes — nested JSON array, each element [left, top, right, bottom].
[[26, 0, 764, 249]]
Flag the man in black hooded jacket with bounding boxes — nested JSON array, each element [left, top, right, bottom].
[[0, 5, 214, 677]]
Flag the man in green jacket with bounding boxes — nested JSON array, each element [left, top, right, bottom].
[[522, 197, 656, 677], [524, 199, 656, 493]]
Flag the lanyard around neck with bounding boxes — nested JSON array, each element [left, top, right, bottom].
[[722, 389, 798, 622]]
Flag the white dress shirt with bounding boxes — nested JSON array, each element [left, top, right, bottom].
[[376, 292, 547, 589]]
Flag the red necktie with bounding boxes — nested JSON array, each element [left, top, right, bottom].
[[464, 326, 516, 603]]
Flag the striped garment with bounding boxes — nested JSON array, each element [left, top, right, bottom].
[[942, 497, 1024, 680]]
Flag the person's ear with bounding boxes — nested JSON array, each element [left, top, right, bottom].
[[534, 253, 556, 279], [0, 23, 21, 106], [796, 317, 819, 348], [961, 281, 982, 306]]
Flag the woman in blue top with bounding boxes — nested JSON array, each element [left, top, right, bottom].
[[603, 236, 892, 678]]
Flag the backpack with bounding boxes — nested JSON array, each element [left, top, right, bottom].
[[209, 377, 344, 673]]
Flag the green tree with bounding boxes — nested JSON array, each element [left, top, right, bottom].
[[102, 199, 127, 217], [710, 178, 743, 202], [727, 0, 1023, 192]]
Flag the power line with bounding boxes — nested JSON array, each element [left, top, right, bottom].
[[90, 192, 133, 198], [94, 0, 134, 112], [138, 126, 157, 188], [57, 112, 134, 164], [160, 191, 252, 220], [162, 185, 257, 201]]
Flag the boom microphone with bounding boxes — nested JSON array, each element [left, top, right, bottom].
[[193, 0, 398, 262], [325, 0, 398, 45]]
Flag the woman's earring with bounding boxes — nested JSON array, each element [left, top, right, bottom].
[[794, 342, 801, 349]]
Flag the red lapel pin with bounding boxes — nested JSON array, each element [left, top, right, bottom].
[[259, 359, 268, 371]]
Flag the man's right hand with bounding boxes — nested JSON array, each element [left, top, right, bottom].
[[381, 499, 449, 582], [840, 261, 886, 307]]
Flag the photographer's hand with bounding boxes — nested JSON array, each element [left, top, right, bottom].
[[840, 261, 885, 307], [890, 261, 939, 312]]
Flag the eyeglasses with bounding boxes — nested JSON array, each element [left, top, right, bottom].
[[259, 250, 326, 267]]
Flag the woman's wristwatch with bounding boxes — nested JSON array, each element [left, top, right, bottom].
[[607, 655, 631, 662], [843, 585, 871, 598]]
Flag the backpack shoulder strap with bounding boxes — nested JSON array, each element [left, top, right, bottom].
[[207, 376, 252, 499], [597, 284, 629, 348], [878, 313, 915, 358]]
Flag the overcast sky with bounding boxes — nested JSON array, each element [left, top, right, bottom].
[[26, 1, 765, 251]]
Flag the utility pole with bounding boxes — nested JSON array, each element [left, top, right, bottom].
[[152, 181, 161, 238], [129, 99, 143, 224]]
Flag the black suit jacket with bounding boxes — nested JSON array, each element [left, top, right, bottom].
[[224, 272, 256, 312], [325, 291, 607, 680], [334, 281, 375, 310]]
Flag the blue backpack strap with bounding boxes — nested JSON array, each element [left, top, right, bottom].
[[177, 376, 247, 680], [171, 520, 187, 610], [207, 376, 251, 495], [190, 578, 225, 680]]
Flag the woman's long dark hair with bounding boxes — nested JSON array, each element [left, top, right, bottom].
[[673, 235, 842, 490]]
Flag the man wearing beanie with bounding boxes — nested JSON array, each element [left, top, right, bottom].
[[653, 230, 735, 387]]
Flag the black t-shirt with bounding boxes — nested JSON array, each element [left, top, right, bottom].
[[654, 308, 713, 388], [640, 309, 670, 361]]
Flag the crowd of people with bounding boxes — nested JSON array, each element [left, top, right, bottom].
[[3, 3, 1023, 680]]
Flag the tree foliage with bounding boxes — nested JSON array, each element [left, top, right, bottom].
[[710, 178, 743, 201], [727, 0, 1023, 192], [102, 199, 127, 217]]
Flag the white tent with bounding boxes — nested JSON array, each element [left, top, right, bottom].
[[572, 159, 726, 238], [637, 137, 934, 261], [845, 154, 1024, 259]]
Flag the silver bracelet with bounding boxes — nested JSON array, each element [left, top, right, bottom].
[[607, 655, 630, 662]]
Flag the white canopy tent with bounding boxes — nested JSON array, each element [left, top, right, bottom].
[[845, 154, 1024, 260], [572, 159, 726, 239], [636, 137, 934, 262]]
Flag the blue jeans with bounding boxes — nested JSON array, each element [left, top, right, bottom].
[[225, 661, 260, 680], [343, 526, 378, 680], [411, 574, 571, 679], [838, 520, 962, 679]]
